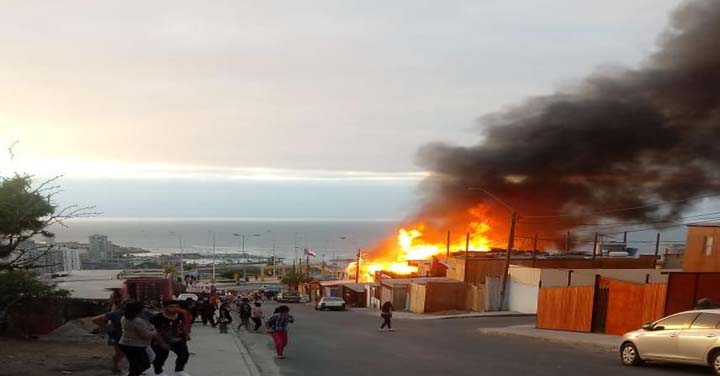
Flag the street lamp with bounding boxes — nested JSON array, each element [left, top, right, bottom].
[[467, 187, 518, 311], [233, 233, 261, 280], [169, 231, 184, 278]]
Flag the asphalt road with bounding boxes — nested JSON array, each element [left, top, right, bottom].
[[237, 302, 709, 376]]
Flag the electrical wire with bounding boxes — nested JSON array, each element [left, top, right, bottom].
[[521, 193, 720, 219]]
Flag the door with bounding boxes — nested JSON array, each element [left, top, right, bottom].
[[677, 313, 720, 363], [638, 313, 698, 360], [591, 279, 609, 333]]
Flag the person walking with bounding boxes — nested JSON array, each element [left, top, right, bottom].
[[266, 305, 294, 358], [218, 300, 233, 334], [92, 301, 127, 373], [150, 300, 192, 376], [379, 301, 394, 331], [198, 298, 216, 327], [237, 298, 252, 331], [118, 300, 157, 376], [251, 301, 264, 331]]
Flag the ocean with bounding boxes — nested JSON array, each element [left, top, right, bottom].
[[50, 218, 399, 261]]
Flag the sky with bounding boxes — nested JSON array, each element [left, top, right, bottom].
[[0, 0, 684, 218]]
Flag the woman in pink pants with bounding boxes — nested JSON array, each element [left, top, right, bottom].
[[266, 305, 294, 358]]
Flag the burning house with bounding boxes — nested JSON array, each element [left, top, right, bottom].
[[346, 0, 720, 283]]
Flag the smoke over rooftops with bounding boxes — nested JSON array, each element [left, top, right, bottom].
[[415, 0, 720, 232]]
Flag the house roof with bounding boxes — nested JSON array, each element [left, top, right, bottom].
[[51, 270, 126, 300], [342, 283, 367, 293], [687, 223, 720, 227], [380, 277, 455, 287]]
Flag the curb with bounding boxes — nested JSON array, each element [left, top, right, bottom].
[[229, 326, 263, 376], [478, 328, 620, 351], [435, 313, 536, 320]]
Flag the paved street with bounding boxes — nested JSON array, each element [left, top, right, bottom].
[[237, 301, 709, 376]]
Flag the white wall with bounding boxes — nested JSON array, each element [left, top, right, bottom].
[[507, 280, 539, 314]]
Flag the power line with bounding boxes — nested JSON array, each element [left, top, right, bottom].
[[520, 210, 720, 226], [522, 193, 720, 219]]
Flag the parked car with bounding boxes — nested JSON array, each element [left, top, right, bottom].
[[316, 297, 346, 311], [277, 291, 301, 303], [177, 293, 199, 301], [620, 309, 720, 374]]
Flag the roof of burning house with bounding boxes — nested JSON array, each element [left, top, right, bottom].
[[687, 223, 720, 227], [380, 277, 456, 287]]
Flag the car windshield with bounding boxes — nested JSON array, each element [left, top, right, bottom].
[[324, 297, 343, 301]]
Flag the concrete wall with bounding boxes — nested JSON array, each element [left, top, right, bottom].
[[409, 283, 427, 313], [540, 268, 670, 287], [465, 284, 485, 312], [507, 280, 539, 314]]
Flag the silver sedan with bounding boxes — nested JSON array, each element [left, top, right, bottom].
[[620, 309, 720, 374]]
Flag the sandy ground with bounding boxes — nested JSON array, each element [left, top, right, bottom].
[[0, 337, 115, 376]]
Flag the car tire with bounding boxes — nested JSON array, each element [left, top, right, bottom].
[[710, 350, 720, 376], [620, 342, 643, 366]]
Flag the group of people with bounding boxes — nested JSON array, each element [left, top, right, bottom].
[[94, 290, 300, 375], [95, 299, 192, 376], [94, 289, 406, 373]]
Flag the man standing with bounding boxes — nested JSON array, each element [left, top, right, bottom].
[[150, 300, 191, 376]]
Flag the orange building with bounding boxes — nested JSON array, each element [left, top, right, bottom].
[[683, 224, 720, 272]]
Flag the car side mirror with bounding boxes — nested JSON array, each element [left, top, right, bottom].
[[653, 325, 665, 331], [642, 322, 654, 331]]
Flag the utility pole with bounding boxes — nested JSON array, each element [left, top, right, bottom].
[[623, 231, 628, 244], [531, 233, 538, 268], [446, 231, 451, 259], [499, 212, 517, 311], [242, 235, 246, 280], [272, 236, 277, 279], [654, 232, 661, 268], [463, 232, 470, 282], [355, 249, 361, 283], [178, 235, 184, 277], [592, 232, 598, 261], [211, 232, 216, 283], [565, 231, 571, 253], [306, 255, 310, 281]]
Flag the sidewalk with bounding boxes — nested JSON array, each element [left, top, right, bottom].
[[479, 324, 621, 350], [163, 324, 261, 376], [353, 308, 535, 320]]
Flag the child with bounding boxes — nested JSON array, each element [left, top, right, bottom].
[[251, 301, 264, 331], [266, 305, 294, 358]]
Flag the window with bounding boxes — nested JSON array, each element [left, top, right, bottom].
[[704, 236, 714, 256], [654, 313, 699, 330], [690, 313, 720, 329]]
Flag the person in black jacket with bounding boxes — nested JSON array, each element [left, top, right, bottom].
[[379, 301, 394, 331], [150, 300, 191, 376]]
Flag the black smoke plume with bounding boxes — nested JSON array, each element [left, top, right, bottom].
[[415, 0, 720, 239]]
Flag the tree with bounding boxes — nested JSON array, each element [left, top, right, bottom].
[[0, 270, 70, 335], [0, 173, 94, 271], [281, 270, 310, 291]]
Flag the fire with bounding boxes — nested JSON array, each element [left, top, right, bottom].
[[347, 218, 495, 282]]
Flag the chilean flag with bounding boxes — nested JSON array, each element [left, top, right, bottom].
[[304, 248, 317, 257]]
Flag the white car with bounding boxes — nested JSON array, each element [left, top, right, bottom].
[[620, 309, 720, 374], [316, 297, 346, 311], [177, 293, 199, 301]]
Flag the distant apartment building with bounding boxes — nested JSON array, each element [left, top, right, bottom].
[[89, 234, 113, 259], [683, 223, 720, 272], [25, 246, 82, 274]]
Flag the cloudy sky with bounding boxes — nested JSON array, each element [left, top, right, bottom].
[[0, 0, 682, 218]]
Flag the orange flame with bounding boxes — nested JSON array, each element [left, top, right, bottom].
[[347, 217, 495, 282]]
